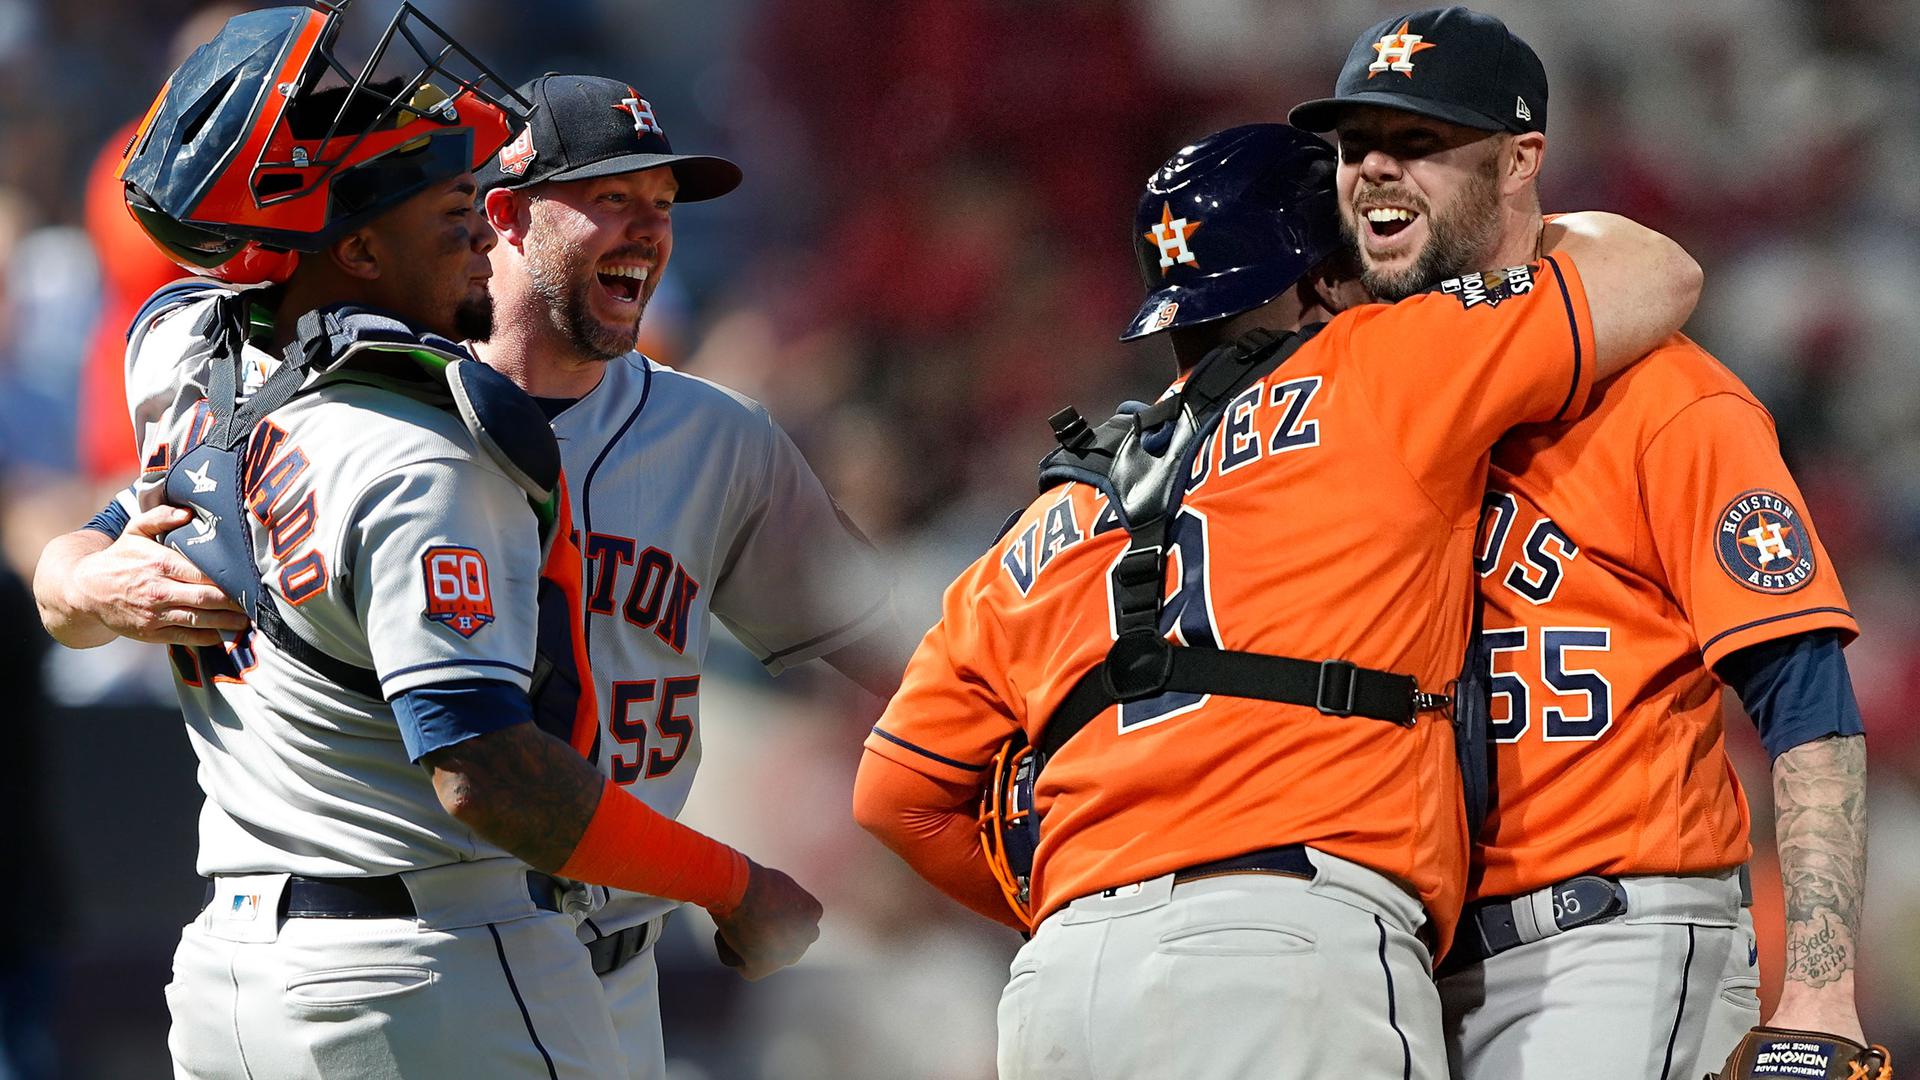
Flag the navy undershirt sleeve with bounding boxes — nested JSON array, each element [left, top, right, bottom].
[[81, 498, 132, 540], [1714, 630, 1864, 762], [391, 677, 534, 762]]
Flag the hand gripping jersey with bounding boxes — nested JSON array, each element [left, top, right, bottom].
[[1470, 336, 1856, 901], [121, 285, 582, 877], [548, 352, 895, 935], [870, 257, 1600, 950]]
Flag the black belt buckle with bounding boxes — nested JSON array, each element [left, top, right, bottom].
[[1315, 659, 1358, 716]]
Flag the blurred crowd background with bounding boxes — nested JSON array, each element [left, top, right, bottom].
[[1, 0, 1915, 1076]]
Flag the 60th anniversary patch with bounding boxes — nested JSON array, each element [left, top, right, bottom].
[[1715, 489, 1815, 594]]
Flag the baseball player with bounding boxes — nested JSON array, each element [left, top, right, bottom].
[[853, 122, 1703, 1078], [43, 63, 906, 1078], [34, 7, 820, 1077], [1289, 8, 1883, 1079], [467, 73, 907, 1077]]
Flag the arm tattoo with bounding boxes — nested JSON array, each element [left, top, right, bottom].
[[1772, 734, 1868, 991], [425, 724, 602, 870]]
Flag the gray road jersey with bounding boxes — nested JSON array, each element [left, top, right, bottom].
[[124, 295, 543, 877], [550, 353, 892, 930]]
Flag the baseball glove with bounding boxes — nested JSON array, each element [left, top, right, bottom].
[[1706, 1026, 1891, 1080]]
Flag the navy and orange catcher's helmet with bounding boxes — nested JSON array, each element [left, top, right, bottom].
[[1120, 124, 1345, 341], [118, 0, 528, 284]]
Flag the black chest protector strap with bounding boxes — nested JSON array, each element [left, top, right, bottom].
[[162, 301, 563, 704], [1032, 325, 1447, 764]]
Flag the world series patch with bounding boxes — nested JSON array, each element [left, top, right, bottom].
[[1715, 489, 1815, 594], [1438, 264, 1534, 308]]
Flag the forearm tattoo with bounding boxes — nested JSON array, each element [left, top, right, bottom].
[[428, 723, 601, 870], [1772, 735, 1868, 990]]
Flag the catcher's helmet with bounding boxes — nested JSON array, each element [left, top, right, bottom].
[[1120, 124, 1344, 341], [118, 1, 527, 284]]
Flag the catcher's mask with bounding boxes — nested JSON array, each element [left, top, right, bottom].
[[118, 0, 529, 284], [1121, 123, 1344, 341], [980, 737, 1041, 927]]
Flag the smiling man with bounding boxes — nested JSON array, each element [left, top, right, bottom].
[[469, 74, 910, 1079], [1292, 9, 1880, 1080]]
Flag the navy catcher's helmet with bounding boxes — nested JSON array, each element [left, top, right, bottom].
[[1121, 124, 1344, 341]]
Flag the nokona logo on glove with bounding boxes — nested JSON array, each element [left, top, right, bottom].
[[1706, 1026, 1891, 1080]]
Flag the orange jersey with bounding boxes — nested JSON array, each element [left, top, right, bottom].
[[1470, 335, 1856, 901], [870, 257, 1599, 951]]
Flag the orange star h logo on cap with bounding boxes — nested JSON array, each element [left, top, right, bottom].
[[613, 88, 664, 136], [1147, 202, 1201, 275], [1368, 21, 1437, 78]]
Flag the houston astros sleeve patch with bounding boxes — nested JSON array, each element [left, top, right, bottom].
[[1715, 489, 1816, 594], [422, 545, 496, 637]]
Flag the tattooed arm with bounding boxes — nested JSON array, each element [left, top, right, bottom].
[[426, 719, 824, 978], [425, 721, 602, 870], [1765, 733, 1868, 1042]]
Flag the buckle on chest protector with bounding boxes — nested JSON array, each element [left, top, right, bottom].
[[1102, 629, 1175, 702], [1315, 659, 1359, 716]]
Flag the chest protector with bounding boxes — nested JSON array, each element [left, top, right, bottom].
[[153, 288, 587, 743], [980, 326, 1491, 924]]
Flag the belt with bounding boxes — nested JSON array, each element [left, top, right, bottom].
[[204, 872, 562, 919], [1443, 874, 1629, 972], [586, 916, 666, 976], [1443, 864, 1755, 975], [1171, 843, 1315, 886]]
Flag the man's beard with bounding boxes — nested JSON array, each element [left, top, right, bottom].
[[1349, 148, 1504, 302], [454, 291, 494, 342], [525, 226, 644, 362]]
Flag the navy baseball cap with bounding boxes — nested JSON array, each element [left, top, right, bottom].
[[477, 74, 742, 200], [1289, 7, 1547, 136]]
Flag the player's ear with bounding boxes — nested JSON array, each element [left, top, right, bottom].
[[326, 228, 383, 282], [1502, 132, 1545, 196], [483, 187, 531, 247]]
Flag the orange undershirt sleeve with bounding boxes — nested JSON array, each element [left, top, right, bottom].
[[853, 749, 1027, 931], [557, 778, 752, 915]]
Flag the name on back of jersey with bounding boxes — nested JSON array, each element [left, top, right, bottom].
[[167, 410, 328, 687], [1001, 373, 1324, 594]]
